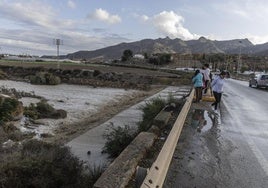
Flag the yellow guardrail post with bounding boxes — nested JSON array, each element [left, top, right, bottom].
[[140, 89, 194, 188]]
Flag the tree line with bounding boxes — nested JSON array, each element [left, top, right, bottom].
[[121, 49, 268, 73]]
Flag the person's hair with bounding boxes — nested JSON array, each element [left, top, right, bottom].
[[220, 71, 226, 76], [194, 69, 200, 76], [204, 63, 209, 68]]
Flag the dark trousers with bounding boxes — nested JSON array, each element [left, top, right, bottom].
[[212, 91, 222, 110], [204, 80, 210, 94], [195, 87, 202, 102]]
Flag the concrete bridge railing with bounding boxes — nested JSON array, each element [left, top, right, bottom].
[[94, 88, 194, 188], [140, 89, 194, 188]]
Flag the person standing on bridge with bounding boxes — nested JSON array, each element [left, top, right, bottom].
[[200, 63, 211, 95], [192, 69, 203, 103], [211, 71, 226, 111]]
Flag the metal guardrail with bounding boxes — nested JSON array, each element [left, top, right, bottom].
[[140, 89, 195, 188]]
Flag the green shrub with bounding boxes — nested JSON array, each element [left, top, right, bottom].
[[23, 103, 39, 119], [121, 49, 133, 62], [35, 59, 44, 62], [166, 92, 177, 104], [0, 140, 100, 188], [138, 97, 166, 132], [102, 124, 136, 158], [93, 70, 101, 77], [36, 101, 54, 114], [45, 72, 61, 85], [102, 96, 176, 159], [87, 164, 106, 185], [24, 101, 66, 119], [0, 70, 7, 79], [29, 72, 61, 85], [0, 97, 19, 123]]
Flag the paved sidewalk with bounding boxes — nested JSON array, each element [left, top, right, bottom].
[[66, 86, 191, 167]]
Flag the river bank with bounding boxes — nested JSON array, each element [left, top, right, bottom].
[[0, 80, 164, 145]]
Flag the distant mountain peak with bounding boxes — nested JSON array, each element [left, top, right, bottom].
[[165, 36, 171, 40], [62, 37, 267, 61], [198, 36, 208, 42]]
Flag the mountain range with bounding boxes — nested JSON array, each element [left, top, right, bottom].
[[52, 37, 268, 61]]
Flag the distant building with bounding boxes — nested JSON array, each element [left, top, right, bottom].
[[133, 54, 145, 59]]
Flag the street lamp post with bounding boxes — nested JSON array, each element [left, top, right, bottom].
[[53, 39, 63, 69], [265, 57, 267, 73]]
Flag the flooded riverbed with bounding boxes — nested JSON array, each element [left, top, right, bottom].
[[0, 80, 140, 137]]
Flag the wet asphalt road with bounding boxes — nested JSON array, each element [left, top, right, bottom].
[[165, 79, 268, 188]]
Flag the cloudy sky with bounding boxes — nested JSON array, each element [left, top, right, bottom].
[[1, 0, 268, 56]]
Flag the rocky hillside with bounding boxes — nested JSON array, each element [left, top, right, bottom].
[[54, 36, 268, 61], [63, 37, 256, 60]]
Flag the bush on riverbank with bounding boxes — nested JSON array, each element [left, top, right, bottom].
[[0, 96, 20, 125], [29, 72, 61, 85], [102, 96, 170, 158], [0, 140, 103, 188], [0, 70, 7, 79], [138, 97, 166, 132], [24, 100, 67, 119], [0, 63, 192, 90], [102, 94, 182, 158], [102, 124, 136, 158]]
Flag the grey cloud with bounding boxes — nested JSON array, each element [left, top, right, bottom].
[[0, 2, 127, 56], [92, 28, 107, 33], [0, 1, 77, 31], [0, 27, 131, 56]]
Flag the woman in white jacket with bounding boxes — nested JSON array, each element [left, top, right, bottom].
[[211, 71, 226, 111]]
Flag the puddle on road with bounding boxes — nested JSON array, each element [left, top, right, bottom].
[[190, 108, 220, 133]]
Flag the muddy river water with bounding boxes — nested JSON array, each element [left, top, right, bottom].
[[0, 80, 139, 136]]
